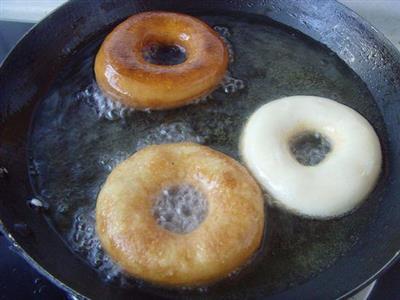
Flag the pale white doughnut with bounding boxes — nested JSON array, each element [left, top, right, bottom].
[[240, 96, 382, 218]]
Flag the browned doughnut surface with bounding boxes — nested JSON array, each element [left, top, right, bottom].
[[96, 143, 264, 286], [94, 12, 229, 110]]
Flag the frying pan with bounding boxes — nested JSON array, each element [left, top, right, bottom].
[[1, 0, 400, 299]]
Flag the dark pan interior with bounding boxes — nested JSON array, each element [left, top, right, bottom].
[[26, 11, 389, 300], [0, 1, 400, 299]]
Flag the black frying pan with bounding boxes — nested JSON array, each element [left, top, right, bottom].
[[1, 0, 400, 299]]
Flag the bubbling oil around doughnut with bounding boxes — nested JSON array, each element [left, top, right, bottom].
[[136, 122, 204, 150], [153, 184, 208, 234], [69, 207, 123, 283], [75, 84, 133, 121]]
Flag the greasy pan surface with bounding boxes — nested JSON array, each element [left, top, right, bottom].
[[0, 0, 400, 299]]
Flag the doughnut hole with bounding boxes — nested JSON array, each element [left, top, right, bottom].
[[289, 131, 332, 166], [152, 184, 208, 234], [142, 43, 187, 66]]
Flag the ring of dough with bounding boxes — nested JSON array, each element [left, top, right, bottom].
[[94, 12, 228, 110], [96, 143, 264, 286], [240, 96, 382, 218]]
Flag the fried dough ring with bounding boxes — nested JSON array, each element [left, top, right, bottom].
[[95, 12, 228, 110], [96, 143, 264, 286]]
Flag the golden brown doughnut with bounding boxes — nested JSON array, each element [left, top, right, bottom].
[[94, 12, 229, 110], [96, 143, 264, 286]]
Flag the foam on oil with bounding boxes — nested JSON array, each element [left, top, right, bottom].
[[153, 184, 208, 234], [70, 207, 122, 283], [28, 15, 383, 296]]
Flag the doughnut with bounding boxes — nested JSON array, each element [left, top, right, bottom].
[[96, 143, 264, 286], [94, 12, 229, 110], [240, 96, 382, 218]]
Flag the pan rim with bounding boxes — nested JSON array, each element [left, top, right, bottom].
[[0, 0, 399, 299]]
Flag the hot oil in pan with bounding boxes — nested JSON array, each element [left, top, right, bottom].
[[28, 14, 386, 296]]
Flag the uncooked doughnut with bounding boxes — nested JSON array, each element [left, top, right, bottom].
[[240, 96, 382, 218]]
